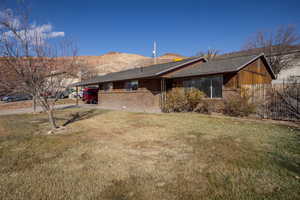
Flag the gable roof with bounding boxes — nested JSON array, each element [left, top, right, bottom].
[[169, 54, 276, 79], [72, 53, 275, 87], [73, 56, 205, 86]]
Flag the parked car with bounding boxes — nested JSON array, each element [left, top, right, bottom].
[[69, 90, 83, 99], [57, 90, 70, 99], [46, 89, 72, 99], [2, 94, 32, 103], [82, 88, 99, 104], [0, 96, 5, 101], [78, 91, 83, 98]]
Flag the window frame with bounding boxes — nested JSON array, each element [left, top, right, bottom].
[[125, 80, 139, 91], [183, 75, 223, 98], [103, 82, 113, 92]]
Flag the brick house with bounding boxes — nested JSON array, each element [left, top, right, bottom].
[[74, 54, 275, 112]]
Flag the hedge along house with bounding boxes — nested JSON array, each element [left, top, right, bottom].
[[73, 54, 275, 112]]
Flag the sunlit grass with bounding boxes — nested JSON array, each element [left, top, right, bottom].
[[0, 109, 299, 199]]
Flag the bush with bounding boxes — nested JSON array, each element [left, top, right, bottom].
[[186, 88, 205, 110], [163, 88, 187, 112], [223, 93, 256, 117], [163, 88, 205, 112], [193, 100, 214, 114]]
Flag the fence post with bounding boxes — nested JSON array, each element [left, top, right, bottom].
[[76, 86, 79, 106], [297, 81, 299, 116]]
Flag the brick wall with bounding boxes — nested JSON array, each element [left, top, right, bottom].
[[98, 79, 162, 112]]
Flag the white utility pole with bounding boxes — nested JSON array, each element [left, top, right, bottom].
[[153, 41, 157, 64]]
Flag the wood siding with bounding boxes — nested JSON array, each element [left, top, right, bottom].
[[223, 72, 238, 88], [224, 58, 273, 88], [238, 58, 272, 85]]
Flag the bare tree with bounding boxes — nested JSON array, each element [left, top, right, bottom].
[[0, 7, 79, 131], [76, 59, 99, 81], [243, 25, 300, 75], [197, 48, 220, 61]]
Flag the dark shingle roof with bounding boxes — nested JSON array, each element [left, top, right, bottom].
[[169, 54, 275, 79], [73, 56, 204, 86], [71, 53, 275, 87]]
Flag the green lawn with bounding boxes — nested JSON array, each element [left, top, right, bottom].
[[0, 108, 299, 200]]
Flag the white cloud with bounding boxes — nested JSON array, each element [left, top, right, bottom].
[[1, 9, 65, 45], [29, 24, 65, 39], [48, 31, 65, 38], [2, 24, 65, 46]]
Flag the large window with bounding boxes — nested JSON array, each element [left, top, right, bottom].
[[103, 82, 113, 92], [183, 76, 223, 98], [125, 80, 138, 91]]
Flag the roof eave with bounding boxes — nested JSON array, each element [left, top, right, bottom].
[[260, 54, 276, 79], [236, 53, 276, 79], [72, 75, 159, 87], [169, 70, 238, 79]]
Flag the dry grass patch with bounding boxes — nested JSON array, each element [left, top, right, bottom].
[[0, 109, 299, 199], [0, 98, 76, 111]]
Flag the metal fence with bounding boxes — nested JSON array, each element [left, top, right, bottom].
[[242, 82, 300, 121]]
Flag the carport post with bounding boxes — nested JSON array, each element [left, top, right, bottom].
[[76, 86, 79, 106]]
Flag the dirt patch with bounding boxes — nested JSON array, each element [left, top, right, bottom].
[[0, 125, 7, 136], [130, 140, 173, 149], [0, 100, 32, 110]]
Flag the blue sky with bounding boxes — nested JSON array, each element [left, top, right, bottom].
[[5, 0, 300, 56]]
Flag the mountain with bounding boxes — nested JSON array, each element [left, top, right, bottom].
[[77, 52, 186, 75]]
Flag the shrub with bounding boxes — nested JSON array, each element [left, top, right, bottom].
[[163, 88, 205, 112], [223, 93, 256, 117], [163, 88, 187, 112], [186, 88, 205, 110], [193, 100, 214, 114]]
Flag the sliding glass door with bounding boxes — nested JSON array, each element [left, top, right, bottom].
[[183, 75, 223, 98]]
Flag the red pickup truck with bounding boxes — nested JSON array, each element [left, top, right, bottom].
[[82, 88, 99, 104]]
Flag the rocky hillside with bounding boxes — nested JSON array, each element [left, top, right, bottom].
[[77, 52, 186, 75]]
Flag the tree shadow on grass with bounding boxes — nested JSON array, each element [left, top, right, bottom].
[[99, 175, 145, 200], [62, 109, 110, 127], [269, 152, 300, 176]]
